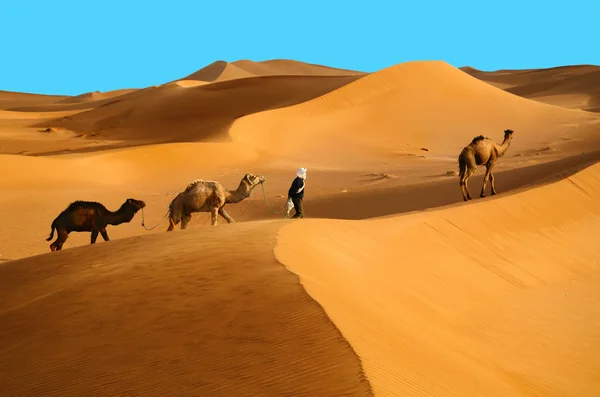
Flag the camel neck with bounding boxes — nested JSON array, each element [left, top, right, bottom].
[[496, 137, 512, 157], [106, 205, 136, 225], [225, 182, 254, 204]]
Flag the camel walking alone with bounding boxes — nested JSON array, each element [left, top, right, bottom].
[[458, 129, 514, 201], [46, 198, 146, 251], [167, 173, 266, 231]]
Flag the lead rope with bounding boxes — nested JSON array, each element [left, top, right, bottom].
[[141, 207, 170, 231], [260, 182, 293, 219]]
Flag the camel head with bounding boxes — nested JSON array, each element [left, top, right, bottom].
[[243, 173, 266, 186], [124, 198, 146, 213], [504, 129, 514, 139]]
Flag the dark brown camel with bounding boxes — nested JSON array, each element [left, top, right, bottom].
[[46, 198, 146, 251]]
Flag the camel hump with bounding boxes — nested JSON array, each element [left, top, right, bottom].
[[471, 135, 486, 144], [66, 200, 104, 211], [184, 179, 220, 193]]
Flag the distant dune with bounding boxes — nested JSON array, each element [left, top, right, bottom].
[[230, 60, 600, 164], [38, 74, 363, 145], [180, 59, 366, 82], [56, 89, 138, 104], [462, 64, 600, 112], [0, 90, 68, 109]]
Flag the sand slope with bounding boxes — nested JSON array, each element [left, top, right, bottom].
[[0, 221, 372, 396], [230, 61, 600, 165], [39, 74, 363, 145], [1, 155, 599, 396], [56, 89, 138, 104], [275, 161, 600, 396], [181, 59, 365, 82], [462, 65, 600, 112], [0, 90, 68, 109], [1, 148, 598, 262]]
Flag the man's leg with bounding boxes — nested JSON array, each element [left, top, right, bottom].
[[291, 197, 304, 218]]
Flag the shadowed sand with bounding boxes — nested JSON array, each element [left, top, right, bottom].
[[0, 221, 373, 396]]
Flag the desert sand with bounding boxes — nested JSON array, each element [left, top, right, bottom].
[[1, 59, 600, 396]]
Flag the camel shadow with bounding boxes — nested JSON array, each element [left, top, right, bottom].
[[359, 173, 397, 183]]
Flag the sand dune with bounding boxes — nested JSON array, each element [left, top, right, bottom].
[[1, 147, 598, 262], [1, 157, 599, 396], [56, 89, 138, 104], [38, 74, 362, 145], [181, 59, 365, 82], [0, 221, 373, 396], [169, 80, 210, 88], [276, 161, 600, 396], [230, 61, 600, 166], [0, 89, 136, 113], [0, 108, 88, 120], [181, 60, 256, 82], [1, 57, 600, 396], [6, 90, 139, 113], [0, 90, 68, 109], [463, 65, 600, 112]]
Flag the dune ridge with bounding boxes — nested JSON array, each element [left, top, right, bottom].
[[180, 59, 366, 82], [274, 161, 600, 396], [56, 89, 138, 104]]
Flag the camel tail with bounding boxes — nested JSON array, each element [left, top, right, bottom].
[[166, 195, 182, 231], [458, 154, 466, 177], [46, 220, 56, 241]]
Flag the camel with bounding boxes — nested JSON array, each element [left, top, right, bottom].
[[458, 129, 514, 201], [167, 173, 266, 231], [46, 198, 146, 251]]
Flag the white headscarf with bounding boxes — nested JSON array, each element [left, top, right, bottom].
[[296, 167, 307, 179]]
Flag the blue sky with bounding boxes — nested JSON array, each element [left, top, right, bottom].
[[1, 0, 597, 95]]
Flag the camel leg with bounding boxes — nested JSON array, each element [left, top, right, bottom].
[[92, 218, 110, 241], [100, 229, 110, 241], [490, 172, 497, 195], [167, 218, 176, 232], [210, 207, 218, 226], [181, 215, 191, 229], [180, 212, 192, 230], [481, 162, 495, 198], [460, 168, 476, 201], [459, 174, 468, 201], [51, 229, 69, 251], [218, 207, 234, 224], [90, 229, 99, 244]]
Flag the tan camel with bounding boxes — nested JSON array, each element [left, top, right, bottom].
[[167, 173, 266, 231], [458, 129, 514, 201]]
